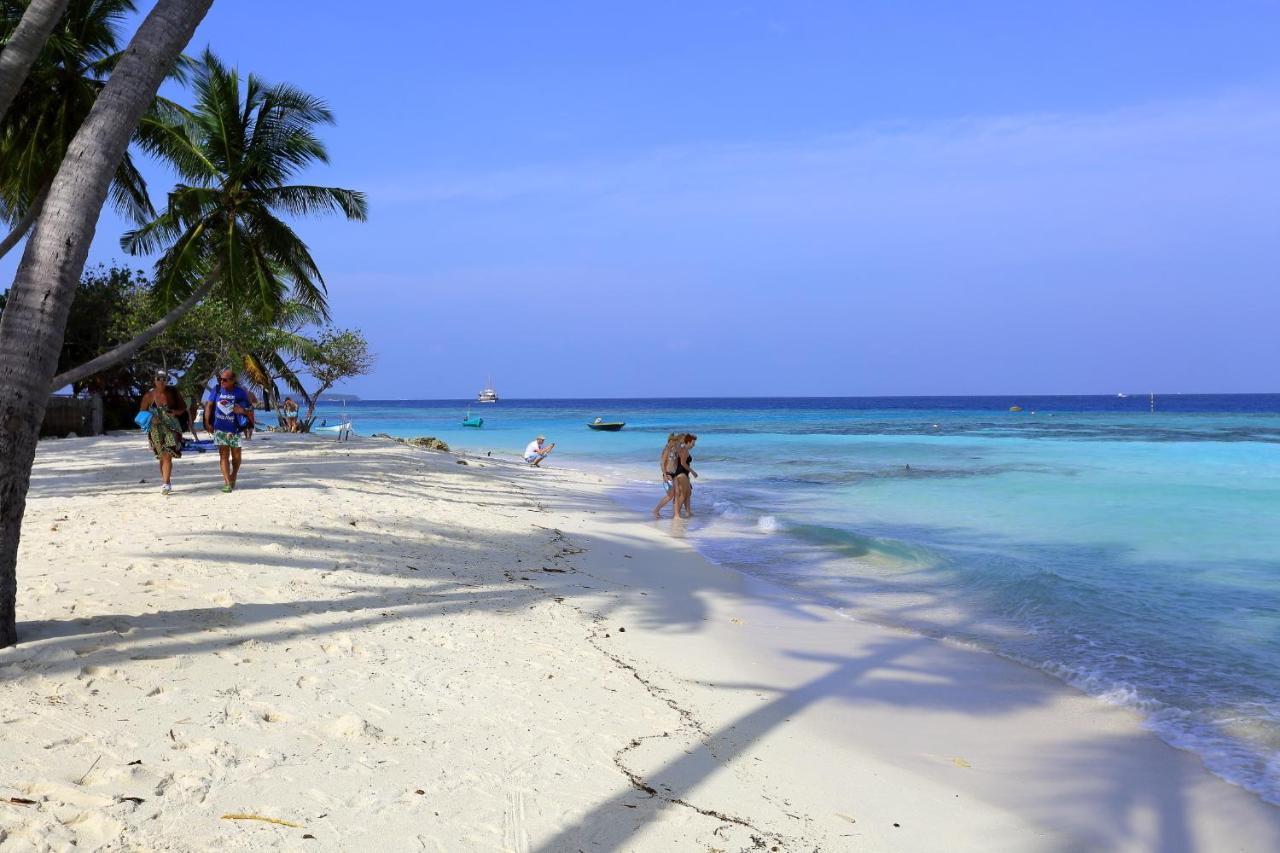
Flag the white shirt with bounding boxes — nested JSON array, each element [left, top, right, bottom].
[[524, 440, 543, 458]]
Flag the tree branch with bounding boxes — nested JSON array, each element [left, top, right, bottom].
[[0, 182, 50, 261], [51, 277, 214, 391]]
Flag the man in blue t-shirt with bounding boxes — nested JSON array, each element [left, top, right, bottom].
[[203, 368, 254, 492]]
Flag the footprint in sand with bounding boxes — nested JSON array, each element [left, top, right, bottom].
[[60, 809, 127, 846], [246, 704, 290, 725], [42, 733, 88, 750], [319, 637, 357, 658], [324, 714, 384, 740], [154, 771, 213, 805]]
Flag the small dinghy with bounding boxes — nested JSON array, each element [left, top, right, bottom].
[[587, 418, 625, 432]]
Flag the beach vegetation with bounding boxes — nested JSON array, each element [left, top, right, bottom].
[[0, 0, 368, 648], [51, 49, 368, 391], [0, 0, 192, 261], [297, 327, 373, 430], [0, 0, 215, 647]]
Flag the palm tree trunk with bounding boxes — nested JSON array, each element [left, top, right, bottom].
[[0, 0, 213, 649], [266, 381, 280, 418], [0, 0, 72, 124], [51, 277, 214, 391], [0, 182, 50, 261]]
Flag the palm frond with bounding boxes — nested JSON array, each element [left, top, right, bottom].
[[125, 50, 360, 323], [261, 184, 367, 221], [109, 151, 155, 223]]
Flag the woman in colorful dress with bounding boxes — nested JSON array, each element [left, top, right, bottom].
[[139, 372, 186, 495]]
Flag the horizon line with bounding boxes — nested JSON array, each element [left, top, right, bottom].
[[321, 391, 1280, 402]]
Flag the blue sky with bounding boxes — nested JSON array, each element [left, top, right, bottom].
[[13, 1, 1280, 398]]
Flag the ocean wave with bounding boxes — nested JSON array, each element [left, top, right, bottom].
[[628, 421, 1280, 444], [755, 462, 1073, 487], [1038, 659, 1280, 805]]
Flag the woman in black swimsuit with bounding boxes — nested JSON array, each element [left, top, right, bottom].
[[673, 434, 698, 518]]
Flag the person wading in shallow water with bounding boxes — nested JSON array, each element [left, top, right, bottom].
[[672, 434, 698, 518], [204, 369, 254, 492], [139, 371, 186, 496], [652, 433, 681, 518]]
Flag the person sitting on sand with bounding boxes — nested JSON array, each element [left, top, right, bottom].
[[204, 369, 254, 492], [139, 371, 186, 496], [524, 435, 555, 466], [651, 433, 681, 518]]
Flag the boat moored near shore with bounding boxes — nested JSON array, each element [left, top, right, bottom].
[[587, 417, 625, 431]]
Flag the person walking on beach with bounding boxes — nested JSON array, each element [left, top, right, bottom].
[[672, 434, 698, 518], [524, 435, 555, 466], [652, 433, 682, 518], [178, 387, 202, 442], [139, 372, 186, 496], [205, 369, 254, 492]]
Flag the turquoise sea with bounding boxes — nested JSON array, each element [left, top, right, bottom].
[[312, 395, 1280, 804]]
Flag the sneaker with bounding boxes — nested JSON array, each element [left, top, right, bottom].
[[162, 483, 172, 496]]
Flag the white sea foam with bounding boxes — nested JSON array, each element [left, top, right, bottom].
[[756, 515, 780, 534]]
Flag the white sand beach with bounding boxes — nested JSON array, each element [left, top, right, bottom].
[[1, 434, 1277, 852]]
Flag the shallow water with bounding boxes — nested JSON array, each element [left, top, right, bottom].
[[313, 395, 1280, 803]]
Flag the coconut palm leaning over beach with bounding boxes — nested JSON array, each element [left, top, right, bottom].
[[51, 49, 368, 391], [0, 0, 215, 648], [0, 0, 72, 124], [0, 0, 187, 259]]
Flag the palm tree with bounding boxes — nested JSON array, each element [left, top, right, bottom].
[[0, 0, 172, 258], [145, 296, 322, 420], [0, 0, 213, 648], [237, 301, 324, 416], [50, 49, 367, 391], [0, 0, 72, 123]]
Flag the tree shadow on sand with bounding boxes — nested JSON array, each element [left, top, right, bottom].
[[10, 436, 1280, 852]]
